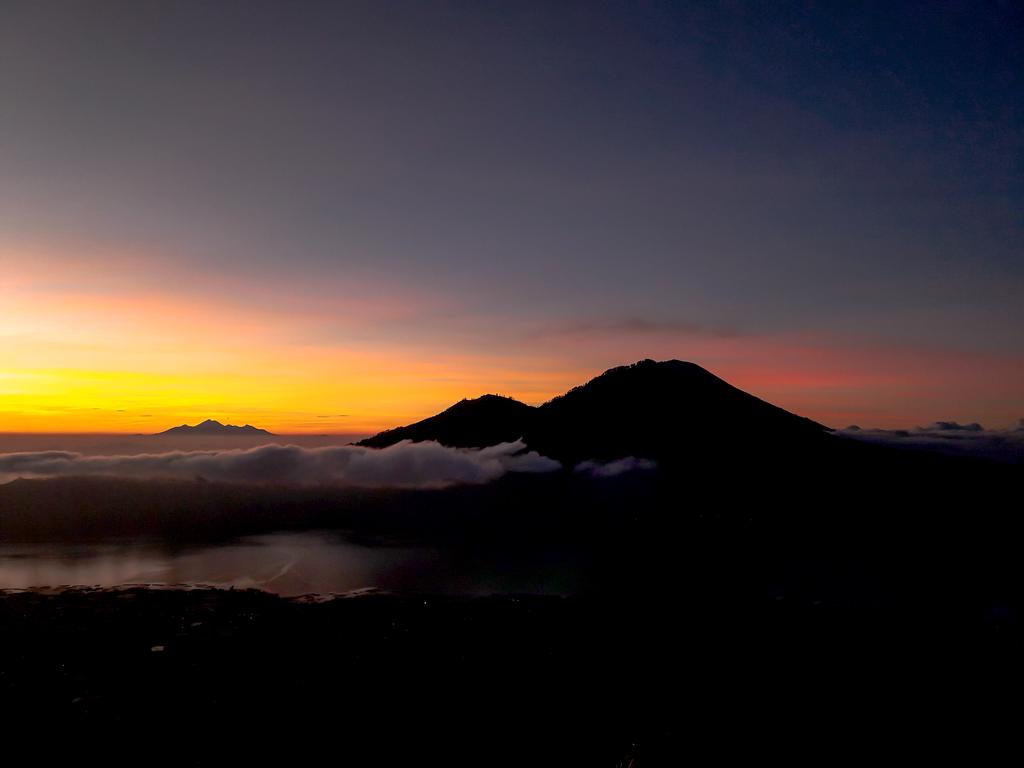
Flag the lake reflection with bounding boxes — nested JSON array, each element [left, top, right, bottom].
[[0, 531, 580, 596]]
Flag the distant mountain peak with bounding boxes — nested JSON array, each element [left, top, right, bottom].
[[158, 420, 274, 436]]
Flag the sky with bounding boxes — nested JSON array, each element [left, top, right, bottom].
[[1, 0, 1021, 433]]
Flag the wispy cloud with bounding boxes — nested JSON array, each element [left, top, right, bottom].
[[523, 316, 742, 342], [575, 457, 658, 478]]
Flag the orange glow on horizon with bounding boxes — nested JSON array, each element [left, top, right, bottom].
[[3, 242, 1022, 435], [0, 269, 579, 433]]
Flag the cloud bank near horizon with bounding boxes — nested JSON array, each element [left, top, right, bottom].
[[837, 421, 1024, 464], [0, 440, 561, 488]]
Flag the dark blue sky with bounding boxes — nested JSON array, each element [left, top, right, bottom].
[[2, 1, 1021, 429]]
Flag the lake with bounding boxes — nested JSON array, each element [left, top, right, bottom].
[[0, 530, 582, 596]]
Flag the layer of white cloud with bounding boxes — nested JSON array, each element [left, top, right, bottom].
[[0, 440, 560, 488]]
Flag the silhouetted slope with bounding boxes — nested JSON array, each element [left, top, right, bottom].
[[529, 359, 829, 463], [158, 419, 274, 436], [358, 395, 534, 449], [359, 359, 829, 463]]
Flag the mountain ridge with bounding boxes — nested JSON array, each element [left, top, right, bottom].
[[358, 359, 830, 463]]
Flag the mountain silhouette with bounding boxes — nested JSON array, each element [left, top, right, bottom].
[[158, 419, 274, 436], [359, 394, 533, 450], [358, 359, 829, 463]]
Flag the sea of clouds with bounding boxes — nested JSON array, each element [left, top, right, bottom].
[[837, 420, 1024, 464], [0, 439, 563, 488]]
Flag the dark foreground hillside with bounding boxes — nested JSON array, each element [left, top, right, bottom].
[[1, 575, 1018, 766]]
